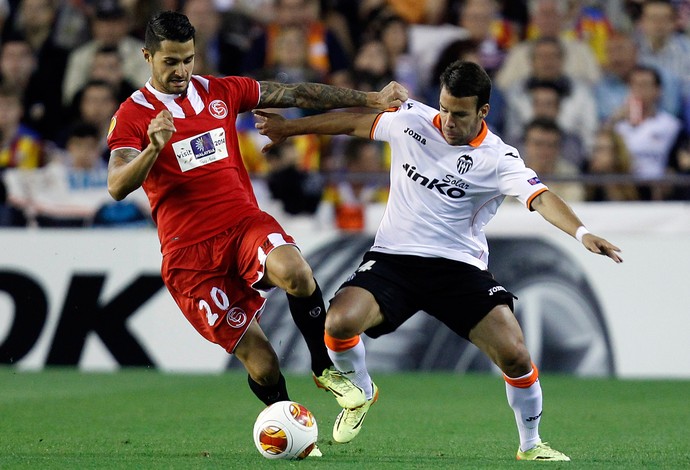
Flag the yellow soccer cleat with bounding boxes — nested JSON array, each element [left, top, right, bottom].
[[313, 367, 366, 409], [332, 382, 379, 444], [516, 441, 571, 461]]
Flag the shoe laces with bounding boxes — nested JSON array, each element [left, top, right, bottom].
[[325, 370, 359, 392], [340, 406, 366, 425]]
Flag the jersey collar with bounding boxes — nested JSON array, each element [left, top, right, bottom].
[[432, 115, 489, 147], [144, 78, 205, 118]]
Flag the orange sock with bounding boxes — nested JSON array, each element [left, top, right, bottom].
[[324, 332, 360, 352], [503, 362, 539, 388]]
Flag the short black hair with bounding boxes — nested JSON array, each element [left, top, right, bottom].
[[144, 11, 195, 54], [67, 121, 100, 140], [525, 116, 563, 140], [630, 64, 662, 87], [439, 60, 491, 110], [527, 78, 567, 98], [95, 44, 121, 57]]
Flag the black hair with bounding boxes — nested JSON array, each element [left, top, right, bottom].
[[144, 11, 195, 54], [525, 116, 563, 140], [439, 60, 491, 109], [526, 78, 568, 98], [630, 64, 662, 87], [67, 121, 100, 140], [95, 44, 121, 57]]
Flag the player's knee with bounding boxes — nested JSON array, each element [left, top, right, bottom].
[[324, 309, 360, 339], [498, 344, 532, 377], [277, 260, 314, 296]]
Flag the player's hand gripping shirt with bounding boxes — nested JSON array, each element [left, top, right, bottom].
[[107, 76, 261, 254], [370, 99, 548, 270]]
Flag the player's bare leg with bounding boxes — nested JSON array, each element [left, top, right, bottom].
[[264, 244, 363, 407], [470, 304, 570, 461], [324, 287, 383, 442], [264, 245, 333, 376], [235, 320, 289, 405]]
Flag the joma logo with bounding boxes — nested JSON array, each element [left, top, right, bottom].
[[403, 127, 426, 145]]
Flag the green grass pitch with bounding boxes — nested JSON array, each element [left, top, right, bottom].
[[1, 368, 688, 469]]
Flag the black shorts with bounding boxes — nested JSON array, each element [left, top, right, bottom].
[[339, 251, 516, 340]]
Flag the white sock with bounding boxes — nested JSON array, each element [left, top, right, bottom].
[[327, 337, 374, 399], [505, 372, 542, 452]]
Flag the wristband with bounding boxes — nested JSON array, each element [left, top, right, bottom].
[[575, 226, 590, 244]]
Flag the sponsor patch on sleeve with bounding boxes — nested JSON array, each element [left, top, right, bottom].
[[527, 177, 542, 185]]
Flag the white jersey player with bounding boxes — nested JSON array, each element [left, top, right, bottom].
[[256, 61, 622, 461], [370, 97, 547, 271]]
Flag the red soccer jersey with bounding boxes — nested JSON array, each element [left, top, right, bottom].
[[107, 75, 262, 254]]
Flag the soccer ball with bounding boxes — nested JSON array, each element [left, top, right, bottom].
[[253, 401, 318, 460]]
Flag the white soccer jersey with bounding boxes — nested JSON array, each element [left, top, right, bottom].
[[370, 99, 548, 270]]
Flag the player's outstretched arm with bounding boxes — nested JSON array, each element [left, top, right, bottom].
[[107, 110, 175, 201], [531, 190, 623, 263], [254, 110, 377, 152], [257, 81, 407, 111]]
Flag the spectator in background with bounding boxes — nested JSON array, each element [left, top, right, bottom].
[[376, 14, 420, 98], [351, 38, 393, 92], [265, 138, 324, 216], [359, 0, 448, 25], [0, 85, 44, 171], [3, 0, 70, 141], [570, 1, 614, 65], [456, 0, 515, 76], [62, 1, 149, 107], [3, 121, 150, 227], [0, 34, 63, 140], [0, 35, 35, 94], [66, 80, 119, 161], [182, 0, 252, 77], [89, 45, 138, 104], [242, 0, 350, 82], [511, 79, 586, 170], [521, 117, 585, 202], [323, 137, 389, 232], [585, 128, 639, 201], [607, 64, 683, 200], [0, 85, 44, 226], [503, 37, 598, 154], [254, 24, 322, 85], [495, 0, 601, 90], [635, 0, 690, 101], [595, 31, 682, 123]]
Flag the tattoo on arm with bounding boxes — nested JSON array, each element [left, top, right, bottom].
[[108, 148, 139, 169], [258, 81, 367, 110]]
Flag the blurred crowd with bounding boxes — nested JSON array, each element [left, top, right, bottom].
[[1, 0, 690, 229]]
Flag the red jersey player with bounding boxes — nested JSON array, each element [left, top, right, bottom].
[[106, 10, 407, 426]]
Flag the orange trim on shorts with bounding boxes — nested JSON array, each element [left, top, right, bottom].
[[503, 362, 539, 388], [324, 333, 361, 352]]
